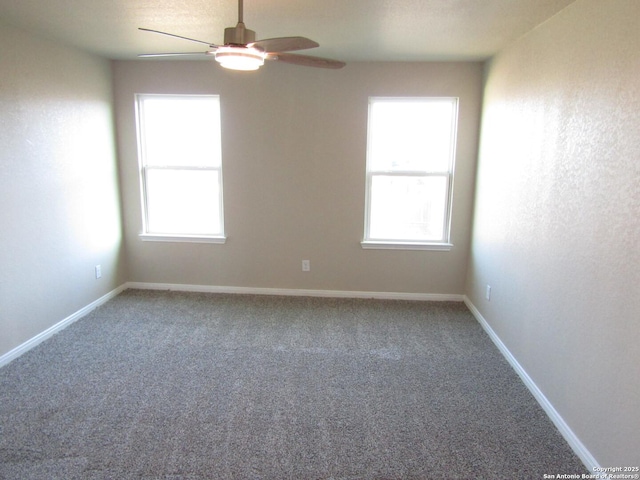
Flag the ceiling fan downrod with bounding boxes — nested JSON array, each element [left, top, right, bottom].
[[224, 0, 256, 45]]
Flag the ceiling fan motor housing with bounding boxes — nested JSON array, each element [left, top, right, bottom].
[[224, 23, 256, 45]]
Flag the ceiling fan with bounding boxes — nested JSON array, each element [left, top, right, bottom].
[[139, 0, 346, 71]]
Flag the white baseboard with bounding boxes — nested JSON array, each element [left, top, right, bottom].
[[125, 282, 464, 302], [463, 296, 599, 471], [0, 284, 127, 369]]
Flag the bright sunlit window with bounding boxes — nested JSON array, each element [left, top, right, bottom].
[[135, 94, 225, 243], [363, 97, 458, 250]]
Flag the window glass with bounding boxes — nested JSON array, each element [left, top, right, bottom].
[[368, 99, 455, 172], [140, 96, 221, 168], [369, 175, 448, 241], [145, 169, 221, 235]]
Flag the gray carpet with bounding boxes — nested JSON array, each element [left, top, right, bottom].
[[0, 289, 586, 479]]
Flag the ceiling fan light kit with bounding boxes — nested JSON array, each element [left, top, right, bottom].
[[139, 0, 345, 71], [213, 46, 265, 71]]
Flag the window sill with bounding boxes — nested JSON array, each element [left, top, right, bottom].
[[139, 234, 226, 244], [361, 241, 453, 251]]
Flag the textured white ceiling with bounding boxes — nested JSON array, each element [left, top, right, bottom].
[[0, 0, 575, 62]]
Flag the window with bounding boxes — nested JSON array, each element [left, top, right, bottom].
[[135, 94, 225, 243], [362, 97, 458, 250]]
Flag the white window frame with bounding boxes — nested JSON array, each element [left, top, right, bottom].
[[135, 94, 226, 244], [362, 97, 458, 251]]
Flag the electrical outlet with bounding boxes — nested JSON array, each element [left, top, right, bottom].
[[95, 265, 102, 279], [485, 285, 491, 301], [302, 260, 310, 272]]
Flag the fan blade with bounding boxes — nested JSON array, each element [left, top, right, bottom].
[[139, 28, 217, 47], [250, 37, 319, 53], [138, 52, 213, 58], [268, 52, 345, 69]]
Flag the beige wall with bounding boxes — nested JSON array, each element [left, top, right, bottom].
[[466, 0, 640, 465], [113, 61, 483, 295], [0, 22, 125, 357]]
